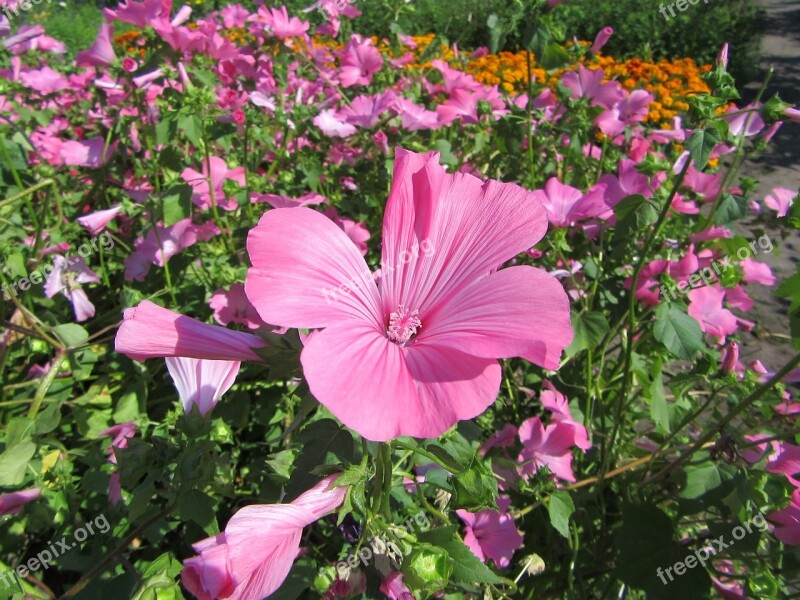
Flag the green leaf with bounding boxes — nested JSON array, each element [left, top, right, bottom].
[[540, 42, 570, 70], [612, 195, 658, 249], [566, 311, 609, 357], [161, 185, 193, 226], [547, 491, 574, 538], [286, 419, 354, 500], [0, 440, 36, 485], [451, 460, 498, 511], [35, 400, 63, 435], [53, 323, 89, 347], [649, 360, 670, 434], [614, 504, 710, 600], [714, 194, 749, 225], [432, 139, 459, 167], [685, 128, 722, 170], [178, 490, 219, 535], [441, 537, 504, 585], [424, 444, 467, 474], [177, 114, 203, 147], [653, 304, 706, 359]]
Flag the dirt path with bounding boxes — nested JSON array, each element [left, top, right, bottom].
[[736, 0, 800, 370]]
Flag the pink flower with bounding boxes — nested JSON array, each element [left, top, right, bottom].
[[124, 219, 216, 281], [256, 5, 309, 39], [560, 65, 624, 110], [724, 104, 765, 137], [590, 26, 613, 54], [182, 157, 246, 211], [767, 442, 800, 476], [122, 57, 139, 73], [741, 259, 776, 286], [44, 255, 100, 322], [104, 0, 173, 27], [60, 138, 114, 168], [540, 381, 590, 451], [769, 500, 800, 545], [380, 572, 414, 600], [181, 475, 347, 600], [783, 107, 800, 123], [337, 92, 396, 128], [687, 287, 738, 338], [717, 43, 729, 68], [313, 109, 357, 138], [0, 488, 41, 516], [209, 284, 265, 329], [76, 205, 123, 234], [456, 496, 524, 568], [532, 177, 607, 228], [764, 187, 796, 217], [394, 98, 440, 131], [596, 90, 654, 137], [720, 341, 740, 374], [339, 36, 383, 87], [76, 23, 116, 67], [100, 422, 137, 465], [165, 357, 240, 416], [479, 423, 518, 457], [115, 300, 267, 362], [517, 417, 577, 482], [245, 149, 572, 441], [324, 207, 370, 256]]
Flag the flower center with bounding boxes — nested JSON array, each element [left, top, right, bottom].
[[387, 305, 421, 344]]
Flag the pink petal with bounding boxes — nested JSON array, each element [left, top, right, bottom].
[[246, 207, 383, 329], [420, 266, 572, 370], [165, 357, 241, 416], [301, 323, 501, 441]]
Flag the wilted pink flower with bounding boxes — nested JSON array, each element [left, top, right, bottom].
[[181, 475, 347, 600], [456, 496, 524, 568], [0, 488, 41, 515], [76, 205, 123, 234], [99, 421, 136, 505], [115, 300, 267, 362], [517, 417, 577, 482], [44, 255, 100, 322], [165, 357, 240, 416], [76, 23, 116, 67], [245, 148, 572, 441], [209, 284, 265, 329]]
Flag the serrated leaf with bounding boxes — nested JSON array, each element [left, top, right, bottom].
[[653, 304, 706, 359], [685, 128, 722, 170]]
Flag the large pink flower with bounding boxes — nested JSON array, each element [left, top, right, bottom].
[[182, 475, 346, 600], [245, 149, 572, 441]]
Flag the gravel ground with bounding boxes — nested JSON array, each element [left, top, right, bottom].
[[735, 0, 800, 370]]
